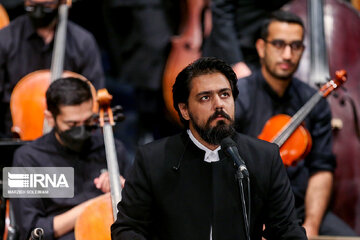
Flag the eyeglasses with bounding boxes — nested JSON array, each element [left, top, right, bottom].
[[264, 39, 304, 53]]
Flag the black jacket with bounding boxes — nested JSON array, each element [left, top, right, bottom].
[[111, 132, 307, 240]]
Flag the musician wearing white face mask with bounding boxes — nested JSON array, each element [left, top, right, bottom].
[[0, 0, 104, 138], [235, 10, 357, 237]]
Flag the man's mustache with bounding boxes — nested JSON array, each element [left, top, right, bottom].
[[207, 109, 232, 124], [277, 60, 295, 67]]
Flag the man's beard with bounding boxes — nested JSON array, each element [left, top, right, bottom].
[[263, 58, 299, 81], [190, 109, 235, 145]]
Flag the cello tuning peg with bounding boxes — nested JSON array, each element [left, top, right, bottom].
[[112, 105, 125, 123], [114, 114, 125, 123], [112, 105, 123, 113]]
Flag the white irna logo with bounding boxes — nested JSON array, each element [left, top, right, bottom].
[[8, 172, 69, 188]]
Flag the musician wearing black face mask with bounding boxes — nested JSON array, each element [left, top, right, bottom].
[[11, 77, 131, 240], [0, 0, 105, 138], [25, 0, 59, 28]]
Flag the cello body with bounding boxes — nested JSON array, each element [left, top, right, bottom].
[[75, 194, 112, 240], [285, 0, 360, 233], [0, 4, 9, 30], [162, 0, 211, 125], [10, 70, 87, 140], [162, 40, 200, 125]]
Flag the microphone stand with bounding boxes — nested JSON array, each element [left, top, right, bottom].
[[235, 167, 251, 240]]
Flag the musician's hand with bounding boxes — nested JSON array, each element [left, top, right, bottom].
[[94, 171, 126, 193], [172, 29, 202, 52], [94, 171, 110, 193], [232, 62, 252, 79], [262, 224, 266, 240], [302, 222, 319, 238], [120, 176, 125, 188]]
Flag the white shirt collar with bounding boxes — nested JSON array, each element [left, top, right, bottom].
[[187, 129, 221, 163]]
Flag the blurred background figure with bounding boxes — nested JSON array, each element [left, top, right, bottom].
[[202, 0, 292, 79]]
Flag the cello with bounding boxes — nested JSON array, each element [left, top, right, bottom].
[[75, 89, 123, 240], [285, 0, 360, 233], [162, 0, 211, 125], [0, 4, 9, 29], [9, 0, 97, 141]]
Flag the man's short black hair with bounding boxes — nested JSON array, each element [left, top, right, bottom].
[[260, 10, 305, 40], [172, 57, 239, 126], [46, 77, 92, 118]]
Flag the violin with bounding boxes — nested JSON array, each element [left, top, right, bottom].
[[9, 0, 97, 141], [75, 89, 123, 240], [258, 70, 347, 167], [0, 4, 9, 30]]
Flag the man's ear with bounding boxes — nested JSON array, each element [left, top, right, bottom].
[[255, 38, 266, 59], [178, 103, 190, 121], [44, 110, 55, 128]]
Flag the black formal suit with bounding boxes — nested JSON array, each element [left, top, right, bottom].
[[111, 132, 307, 240]]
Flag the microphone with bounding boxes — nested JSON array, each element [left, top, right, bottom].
[[221, 137, 249, 177]]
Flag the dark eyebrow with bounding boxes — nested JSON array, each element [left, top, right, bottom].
[[195, 88, 231, 97], [219, 88, 232, 93], [63, 120, 77, 125], [63, 114, 94, 125]]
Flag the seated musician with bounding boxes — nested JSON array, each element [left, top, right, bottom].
[[0, 0, 105, 138], [234, 10, 357, 237], [10, 77, 131, 240]]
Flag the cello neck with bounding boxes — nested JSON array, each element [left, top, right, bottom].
[[44, 2, 71, 134], [103, 123, 122, 220], [308, 0, 330, 86], [97, 89, 123, 221], [50, 3, 69, 83]]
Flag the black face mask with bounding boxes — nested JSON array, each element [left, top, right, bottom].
[[26, 4, 58, 29], [56, 125, 92, 153]]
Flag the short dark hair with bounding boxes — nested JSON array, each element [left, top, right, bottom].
[[172, 57, 239, 126], [260, 10, 305, 40], [46, 77, 93, 118]]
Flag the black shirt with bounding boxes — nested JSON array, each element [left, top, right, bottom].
[[0, 15, 105, 137], [10, 129, 131, 240], [235, 70, 336, 219]]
